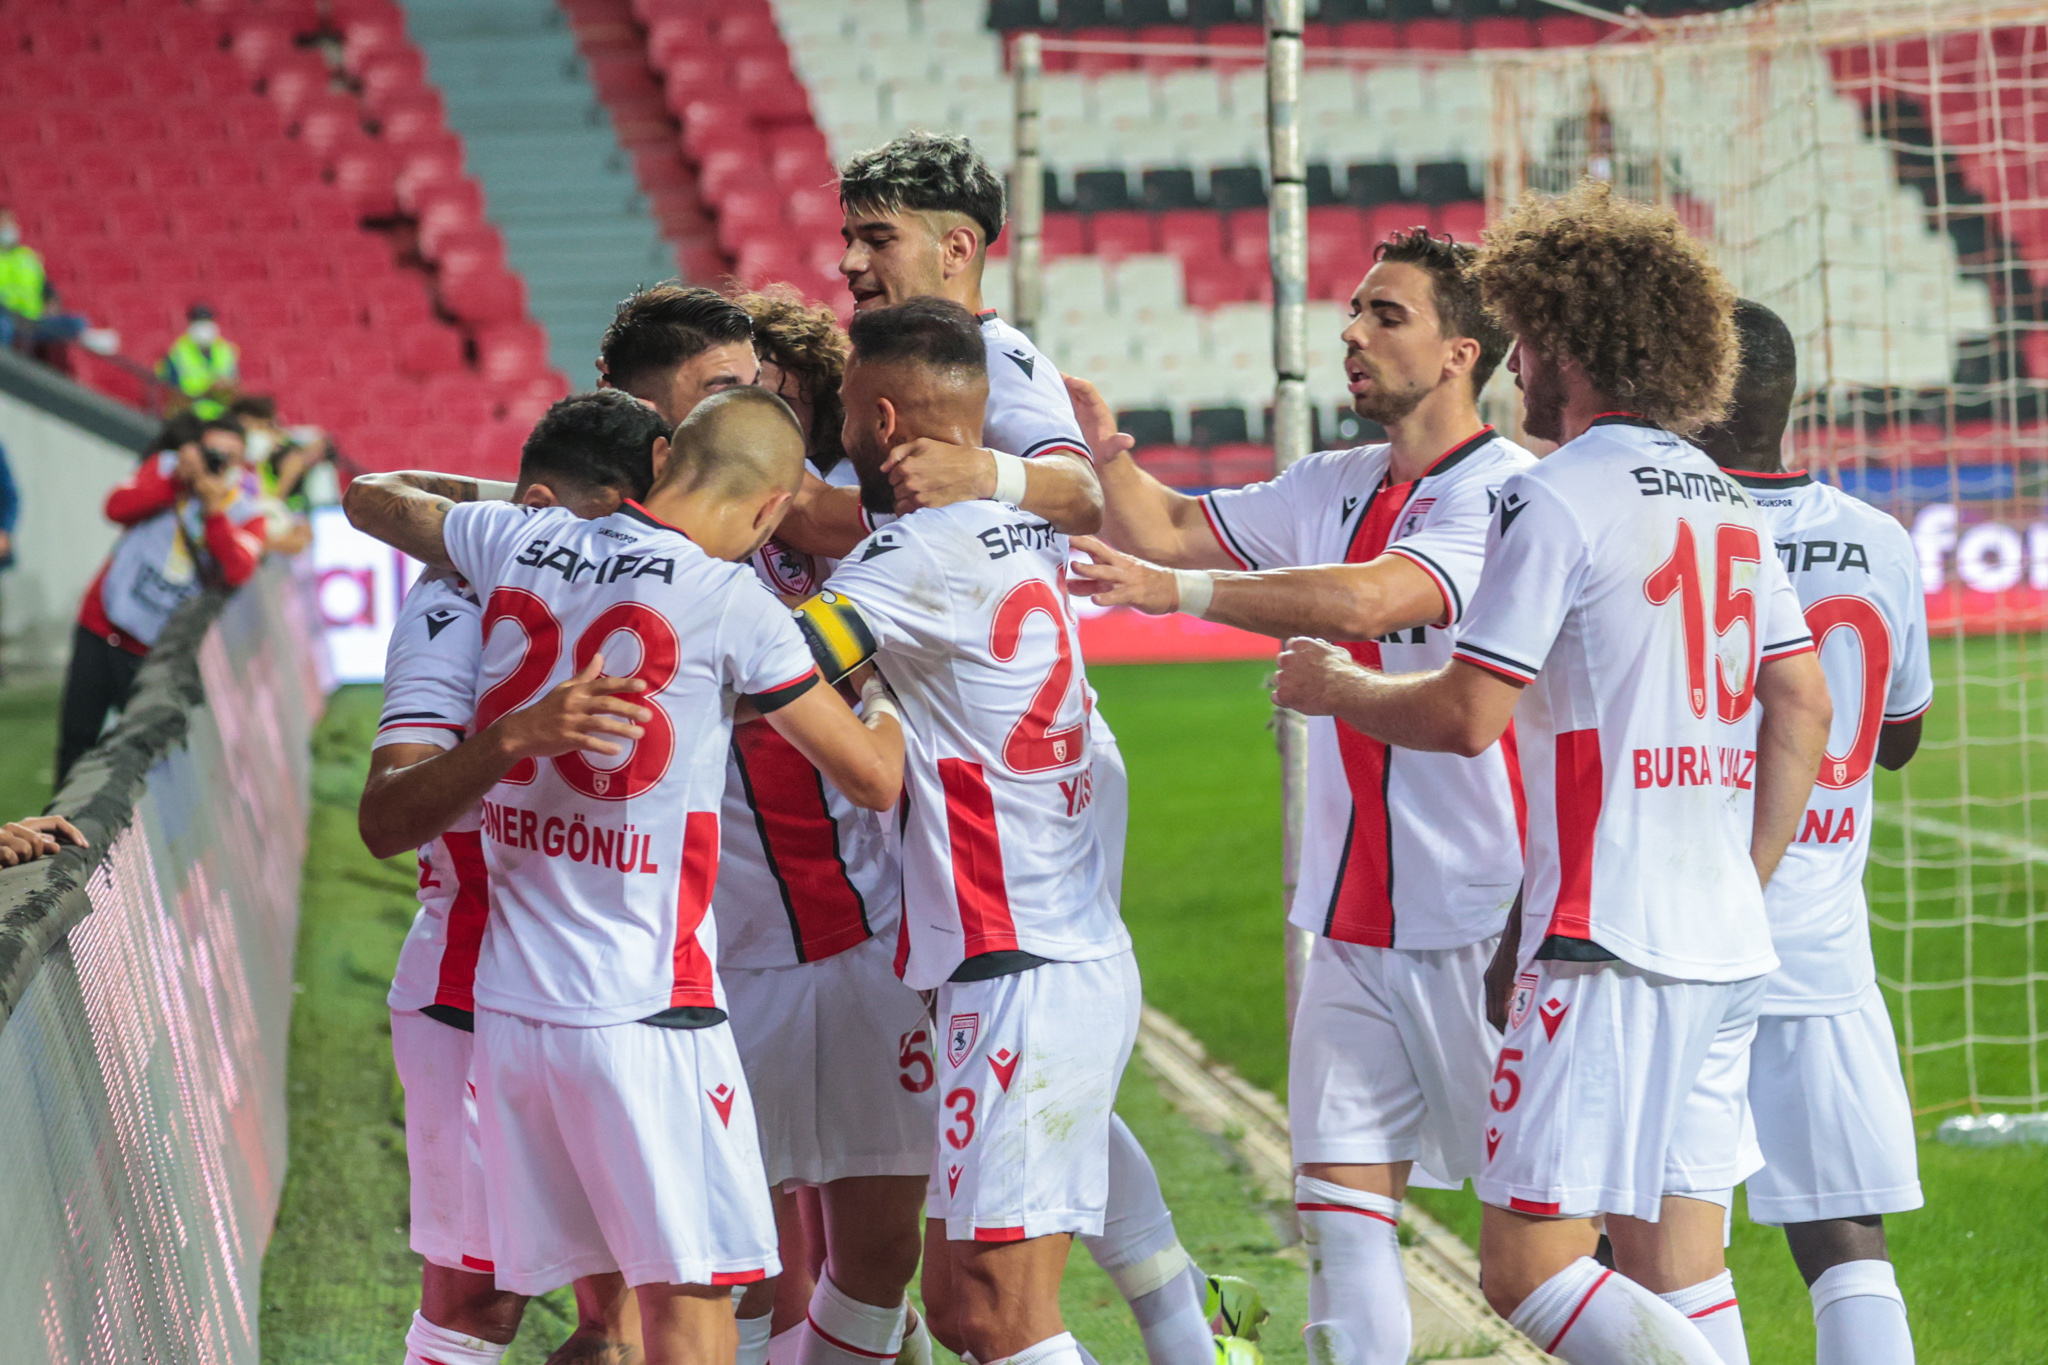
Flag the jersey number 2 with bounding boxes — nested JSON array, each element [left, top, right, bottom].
[[1644, 520, 1762, 722], [472, 589, 679, 800], [989, 580, 1085, 772]]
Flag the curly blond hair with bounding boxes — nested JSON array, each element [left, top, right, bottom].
[[731, 284, 850, 473], [1472, 179, 1736, 434]]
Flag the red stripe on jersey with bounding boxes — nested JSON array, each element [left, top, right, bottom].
[[1547, 729, 1603, 942], [1500, 723, 1527, 850], [939, 758, 1019, 956], [711, 1268, 768, 1285], [731, 721, 872, 963], [1689, 1299, 1740, 1319], [1197, 498, 1254, 570], [1509, 1195, 1563, 1216], [1296, 1202, 1398, 1226], [973, 1224, 1027, 1243], [459, 1253, 494, 1272], [433, 831, 490, 1012], [670, 811, 721, 1008], [1322, 477, 1418, 946]]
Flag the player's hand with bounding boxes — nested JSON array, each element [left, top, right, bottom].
[[493, 653, 652, 760], [173, 444, 208, 487], [1063, 375, 1135, 466], [0, 815, 87, 867], [883, 438, 994, 513], [1272, 637, 1358, 716], [1069, 536, 1179, 615], [1484, 896, 1522, 1032]]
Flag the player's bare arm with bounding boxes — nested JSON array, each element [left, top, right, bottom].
[[883, 439, 1104, 534], [1750, 650, 1833, 885], [1070, 535, 1446, 641], [759, 678, 904, 812], [1065, 375, 1237, 568], [1876, 715, 1922, 770], [359, 654, 651, 859], [1273, 638, 1522, 758], [341, 470, 516, 569], [775, 471, 877, 559]]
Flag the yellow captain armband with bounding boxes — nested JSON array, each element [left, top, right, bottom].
[[791, 590, 878, 684]]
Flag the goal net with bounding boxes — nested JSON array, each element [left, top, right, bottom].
[[1488, 0, 2048, 1123]]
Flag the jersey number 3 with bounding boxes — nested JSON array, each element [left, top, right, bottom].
[[990, 580, 1085, 772], [1644, 520, 1762, 722], [472, 589, 679, 799]]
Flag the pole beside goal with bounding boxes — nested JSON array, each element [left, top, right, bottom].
[[1266, 0, 1316, 1028], [1011, 31, 1044, 340]]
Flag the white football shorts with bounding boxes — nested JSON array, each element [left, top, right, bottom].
[[1745, 986, 1924, 1225], [390, 1008, 494, 1273], [1477, 960, 1766, 1222], [472, 1008, 781, 1295], [722, 932, 938, 1186], [1288, 935, 1501, 1186], [928, 950, 1142, 1242]]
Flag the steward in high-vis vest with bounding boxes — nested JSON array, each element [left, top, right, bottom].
[[157, 305, 240, 419], [0, 208, 119, 354]]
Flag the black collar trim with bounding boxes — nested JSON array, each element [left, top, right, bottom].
[[1588, 412, 1663, 431], [975, 309, 998, 321], [1723, 468, 1814, 490], [619, 499, 693, 540], [1424, 425, 1497, 480]]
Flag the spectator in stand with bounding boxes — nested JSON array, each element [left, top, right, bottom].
[[157, 304, 240, 420], [0, 207, 119, 356], [0, 437, 15, 680], [57, 414, 268, 783], [230, 395, 325, 555], [0, 815, 87, 868]]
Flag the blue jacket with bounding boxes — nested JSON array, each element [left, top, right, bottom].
[[0, 440, 16, 569]]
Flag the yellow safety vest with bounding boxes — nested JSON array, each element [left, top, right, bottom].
[[0, 245, 47, 321], [161, 334, 240, 416]]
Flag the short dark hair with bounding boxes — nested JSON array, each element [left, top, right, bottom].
[[154, 410, 206, 453], [839, 133, 1006, 250], [847, 297, 988, 374], [1696, 298, 1798, 466], [520, 390, 669, 501], [599, 282, 754, 392], [227, 393, 278, 423], [1374, 227, 1511, 395]]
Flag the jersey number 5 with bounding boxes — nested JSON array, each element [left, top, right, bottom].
[[472, 589, 679, 799], [1805, 595, 1892, 789], [989, 579, 1086, 772], [1644, 520, 1762, 722]]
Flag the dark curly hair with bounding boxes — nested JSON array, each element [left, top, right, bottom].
[[838, 132, 1006, 252], [1473, 179, 1736, 434], [1374, 227, 1512, 396], [733, 284, 851, 474]]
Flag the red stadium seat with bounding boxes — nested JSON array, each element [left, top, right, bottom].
[[73, 146, 138, 188], [439, 262, 528, 326], [155, 9, 229, 56], [679, 100, 759, 161], [2, 151, 68, 197], [1135, 26, 1199, 72], [1306, 205, 1366, 261], [697, 147, 760, 202], [1438, 200, 1486, 243], [293, 291, 365, 330], [40, 104, 107, 147], [1158, 210, 1225, 266], [1535, 15, 1609, 47], [1367, 202, 1435, 246], [70, 58, 136, 101], [1203, 23, 1264, 71], [101, 102, 168, 148], [1224, 208, 1267, 266], [206, 244, 275, 284], [1207, 443, 1273, 487], [267, 241, 333, 280], [1039, 213, 1088, 258], [475, 322, 551, 385], [166, 103, 234, 145], [1335, 20, 1398, 51], [648, 14, 717, 68], [25, 24, 95, 62], [230, 19, 300, 76], [105, 194, 169, 238], [376, 90, 447, 147], [1468, 17, 1536, 50], [1402, 19, 1468, 52], [714, 11, 781, 47], [362, 274, 436, 328], [1089, 210, 1159, 260], [166, 196, 240, 239], [1134, 445, 1205, 488], [394, 322, 467, 378], [1070, 27, 1134, 76], [128, 66, 199, 102], [264, 52, 333, 120], [0, 66, 70, 107], [341, 18, 410, 75], [331, 144, 399, 217], [358, 48, 428, 111], [189, 60, 253, 100]]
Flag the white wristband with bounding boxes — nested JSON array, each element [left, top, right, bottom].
[[1174, 569, 1215, 619], [860, 674, 902, 725], [989, 449, 1029, 505]]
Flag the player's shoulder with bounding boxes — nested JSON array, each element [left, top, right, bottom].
[[396, 566, 480, 620], [1271, 443, 1391, 487], [1426, 429, 1536, 489], [978, 310, 1039, 360]]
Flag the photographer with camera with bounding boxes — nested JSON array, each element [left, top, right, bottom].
[[56, 413, 269, 783]]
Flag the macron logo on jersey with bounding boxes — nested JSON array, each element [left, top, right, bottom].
[[424, 609, 459, 640], [1003, 349, 1035, 379], [1499, 491, 1530, 532], [860, 534, 902, 561]]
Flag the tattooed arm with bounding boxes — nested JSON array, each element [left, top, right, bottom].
[[340, 470, 515, 568]]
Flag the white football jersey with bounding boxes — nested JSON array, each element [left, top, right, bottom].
[[379, 569, 490, 1015], [978, 311, 1091, 463], [1736, 471, 1932, 1014], [823, 501, 1129, 989], [1452, 416, 1813, 982], [714, 536, 902, 969], [442, 500, 822, 1025], [1201, 429, 1533, 949]]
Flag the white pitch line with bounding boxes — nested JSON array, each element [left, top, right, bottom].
[[1877, 808, 2048, 866]]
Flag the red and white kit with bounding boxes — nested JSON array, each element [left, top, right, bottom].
[[1203, 430, 1532, 1183], [1450, 415, 1813, 1219], [1733, 470, 1931, 1225], [715, 534, 935, 1188], [441, 498, 810, 1293], [378, 569, 493, 1274], [824, 500, 1138, 1241]]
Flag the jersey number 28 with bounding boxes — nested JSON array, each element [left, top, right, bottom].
[[1644, 520, 1762, 722], [472, 589, 678, 799]]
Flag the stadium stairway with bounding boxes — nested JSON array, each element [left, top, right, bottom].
[[402, 0, 675, 383]]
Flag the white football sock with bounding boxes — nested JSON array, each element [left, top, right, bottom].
[[1659, 1270, 1749, 1365], [990, 1332, 1088, 1365], [1507, 1257, 1722, 1364], [1124, 1265, 1212, 1365], [403, 1311, 508, 1365], [769, 1323, 806, 1365], [798, 1275, 907, 1365], [897, 1308, 934, 1365], [1081, 1115, 1213, 1365], [737, 1311, 774, 1365], [1811, 1259, 1914, 1365], [1295, 1175, 1408, 1365]]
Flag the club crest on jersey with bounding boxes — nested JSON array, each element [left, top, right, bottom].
[[947, 1013, 979, 1068], [756, 540, 819, 596], [1507, 971, 1538, 1032], [707, 1083, 736, 1126], [1397, 498, 1436, 538]]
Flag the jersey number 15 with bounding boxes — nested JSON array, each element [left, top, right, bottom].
[[1644, 520, 1762, 723]]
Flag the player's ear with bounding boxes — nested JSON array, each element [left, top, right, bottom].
[[755, 486, 794, 532], [520, 483, 559, 509], [1444, 334, 1480, 384], [941, 222, 981, 279], [876, 396, 901, 448], [649, 435, 672, 484]]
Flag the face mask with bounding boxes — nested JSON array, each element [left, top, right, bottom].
[[0, 226, 19, 247], [189, 320, 220, 345], [245, 429, 276, 463]]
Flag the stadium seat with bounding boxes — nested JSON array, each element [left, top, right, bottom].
[[1090, 210, 1159, 260]]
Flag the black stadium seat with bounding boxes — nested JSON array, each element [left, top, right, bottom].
[[1209, 165, 1267, 210], [1414, 159, 1476, 203], [1118, 407, 1179, 448], [1306, 163, 1342, 207], [1344, 162, 1403, 207], [1142, 168, 1201, 211], [1183, 0, 1253, 27], [1074, 167, 1134, 212], [1056, 0, 1110, 28], [1190, 406, 1252, 448], [1117, 0, 1180, 24]]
